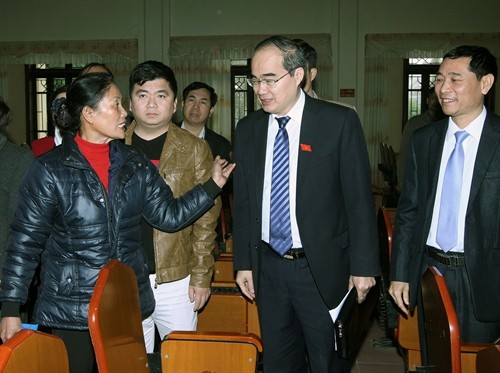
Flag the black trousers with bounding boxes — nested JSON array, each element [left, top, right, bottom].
[[257, 245, 350, 373], [49, 328, 97, 373], [425, 254, 500, 343]]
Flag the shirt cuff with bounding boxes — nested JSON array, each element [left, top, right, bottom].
[[1, 302, 21, 317]]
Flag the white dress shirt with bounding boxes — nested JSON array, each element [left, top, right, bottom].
[[261, 91, 305, 249], [181, 121, 206, 139], [426, 107, 486, 253]]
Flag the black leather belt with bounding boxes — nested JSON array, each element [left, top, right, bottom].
[[427, 246, 465, 267], [283, 248, 306, 260]]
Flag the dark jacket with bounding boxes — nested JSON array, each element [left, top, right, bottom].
[[391, 111, 500, 322], [0, 133, 33, 272], [175, 122, 232, 161], [204, 128, 232, 162], [0, 134, 219, 330], [233, 95, 379, 309]]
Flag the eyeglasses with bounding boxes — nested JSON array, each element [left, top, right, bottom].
[[246, 70, 293, 88]]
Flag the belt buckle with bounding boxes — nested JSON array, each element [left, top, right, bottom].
[[436, 252, 462, 266], [439, 253, 453, 266], [283, 249, 300, 260], [436, 253, 449, 266]]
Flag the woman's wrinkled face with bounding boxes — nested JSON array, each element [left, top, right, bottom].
[[81, 84, 128, 143]]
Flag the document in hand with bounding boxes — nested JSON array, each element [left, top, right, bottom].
[[330, 281, 380, 360]]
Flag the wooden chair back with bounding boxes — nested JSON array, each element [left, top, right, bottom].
[[161, 331, 262, 373], [213, 254, 235, 282], [421, 266, 461, 373], [198, 282, 260, 337], [218, 191, 234, 253], [88, 259, 150, 373], [0, 329, 69, 373]]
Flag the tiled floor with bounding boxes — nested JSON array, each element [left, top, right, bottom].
[[350, 318, 406, 373]]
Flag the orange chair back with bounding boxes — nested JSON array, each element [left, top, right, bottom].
[[421, 266, 461, 373], [0, 329, 69, 373], [88, 259, 150, 373]]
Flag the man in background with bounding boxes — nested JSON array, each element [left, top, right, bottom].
[[294, 38, 354, 110], [397, 87, 445, 187], [0, 98, 33, 322], [79, 62, 114, 77], [293, 39, 318, 98], [180, 81, 231, 162], [125, 61, 220, 353], [0, 98, 33, 275]]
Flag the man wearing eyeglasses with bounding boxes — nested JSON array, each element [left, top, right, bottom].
[[233, 35, 379, 372]]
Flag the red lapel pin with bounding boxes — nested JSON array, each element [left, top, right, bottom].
[[300, 144, 312, 152]]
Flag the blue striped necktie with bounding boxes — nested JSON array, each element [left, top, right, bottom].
[[269, 116, 292, 256], [436, 131, 469, 252]]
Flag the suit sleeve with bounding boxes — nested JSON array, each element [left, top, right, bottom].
[[232, 118, 253, 271], [339, 110, 380, 276], [390, 134, 420, 282]]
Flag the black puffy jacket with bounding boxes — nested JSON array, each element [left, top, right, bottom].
[[0, 135, 218, 330]]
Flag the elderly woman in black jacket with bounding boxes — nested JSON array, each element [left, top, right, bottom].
[[0, 73, 234, 372]]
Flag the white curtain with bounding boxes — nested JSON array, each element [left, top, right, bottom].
[[0, 39, 138, 98], [169, 34, 333, 142], [364, 33, 500, 187]]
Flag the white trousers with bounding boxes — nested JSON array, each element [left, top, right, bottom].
[[142, 274, 197, 353]]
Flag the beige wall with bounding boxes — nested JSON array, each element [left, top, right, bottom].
[[1, 0, 499, 146]]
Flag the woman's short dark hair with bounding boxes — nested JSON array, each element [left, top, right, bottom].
[[58, 73, 115, 132]]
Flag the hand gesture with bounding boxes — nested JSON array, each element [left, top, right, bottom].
[[212, 156, 236, 188]]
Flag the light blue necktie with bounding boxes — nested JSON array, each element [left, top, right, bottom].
[[436, 131, 469, 252], [269, 116, 292, 256]]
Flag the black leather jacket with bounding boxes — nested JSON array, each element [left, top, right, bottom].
[[0, 135, 219, 330]]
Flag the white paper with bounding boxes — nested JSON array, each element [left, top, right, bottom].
[[329, 289, 353, 323], [329, 289, 353, 350]]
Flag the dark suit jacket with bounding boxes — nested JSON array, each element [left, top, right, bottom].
[[391, 111, 500, 322], [204, 128, 232, 162], [232, 94, 379, 309], [175, 122, 232, 161]]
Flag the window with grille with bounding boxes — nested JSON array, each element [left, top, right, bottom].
[[25, 64, 80, 145], [403, 58, 442, 128], [230, 59, 260, 143]]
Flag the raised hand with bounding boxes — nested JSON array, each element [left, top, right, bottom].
[[211, 156, 236, 188]]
